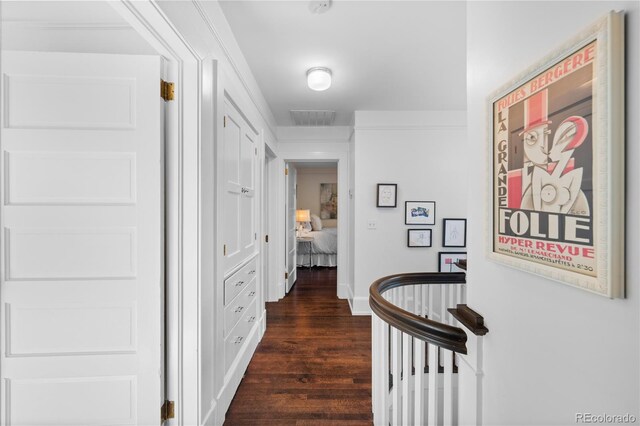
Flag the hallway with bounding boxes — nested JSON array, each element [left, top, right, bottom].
[[225, 268, 373, 425]]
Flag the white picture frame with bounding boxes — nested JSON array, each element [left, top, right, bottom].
[[487, 12, 625, 298], [405, 201, 436, 225]]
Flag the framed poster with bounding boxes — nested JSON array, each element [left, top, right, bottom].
[[377, 183, 397, 208], [443, 218, 466, 247], [405, 201, 436, 225], [408, 229, 432, 247], [488, 12, 625, 298], [320, 183, 337, 219], [439, 252, 467, 273]]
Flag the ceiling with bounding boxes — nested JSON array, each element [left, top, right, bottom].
[[219, 1, 467, 126]]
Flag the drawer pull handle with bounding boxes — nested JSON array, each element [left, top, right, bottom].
[[248, 270, 256, 275], [248, 291, 256, 297], [248, 316, 256, 323], [234, 336, 244, 344], [235, 281, 244, 287], [235, 306, 244, 313]]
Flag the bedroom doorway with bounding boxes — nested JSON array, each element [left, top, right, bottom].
[[285, 161, 339, 294]]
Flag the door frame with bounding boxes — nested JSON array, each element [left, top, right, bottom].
[[263, 145, 277, 304], [109, 2, 201, 425], [273, 151, 350, 302]]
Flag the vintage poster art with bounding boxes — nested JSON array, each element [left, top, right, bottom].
[[489, 12, 625, 298]]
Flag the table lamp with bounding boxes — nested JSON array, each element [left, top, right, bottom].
[[295, 209, 311, 236]]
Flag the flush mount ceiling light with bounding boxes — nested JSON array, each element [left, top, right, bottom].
[[306, 67, 332, 91]]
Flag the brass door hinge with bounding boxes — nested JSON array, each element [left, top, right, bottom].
[[161, 80, 175, 101], [161, 400, 175, 423], [265, 234, 269, 243], [223, 115, 227, 127], [285, 272, 289, 279], [223, 244, 227, 256], [285, 168, 288, 176]]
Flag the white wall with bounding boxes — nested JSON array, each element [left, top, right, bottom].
[[296, 167, 338, 228], [351, 111, 467, 314], [466, 2, 639, 425]]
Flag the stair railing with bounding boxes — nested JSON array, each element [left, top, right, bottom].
[[369, 272, 487, 425]]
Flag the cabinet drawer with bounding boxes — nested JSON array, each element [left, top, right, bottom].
[[224, 278, 257, 337], [225, 298, 258, 372], [224, 257, 257, 305]]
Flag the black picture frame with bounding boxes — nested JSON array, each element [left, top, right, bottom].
[[438, 252, 467, 273], [405, 201, 436, 225], [376, 183, 397, 208], [407, 229, 432, 247], [442, 218, 467, 247]]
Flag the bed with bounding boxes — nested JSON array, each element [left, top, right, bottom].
[[297, 227, 337, 267]]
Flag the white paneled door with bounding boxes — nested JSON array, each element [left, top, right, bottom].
[[1, 52, 163, 425], [285, 165, 297, 293], [223, 99, 257, 273]]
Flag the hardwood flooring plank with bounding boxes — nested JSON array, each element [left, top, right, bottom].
[[224, 267, 373, 425]]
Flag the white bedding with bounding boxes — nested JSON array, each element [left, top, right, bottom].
[[297, 227, 337, 267], [298, 227, 338, 254]]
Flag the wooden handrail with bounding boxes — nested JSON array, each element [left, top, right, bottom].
[[369, 272, 469, 354]]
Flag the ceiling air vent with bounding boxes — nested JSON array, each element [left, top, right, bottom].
[[290, 110, 336, 126]]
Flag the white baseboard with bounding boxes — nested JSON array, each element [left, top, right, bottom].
[[346, 284, 371, 316], [200, 400, 217, 426], [337, 282, 349, 299], [267, 281, 285, 302], [350, 296, 371, 316], [215, 315, 265, 425], [260, 308, 267, 334]]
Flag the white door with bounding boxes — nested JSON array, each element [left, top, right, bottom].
[[0, 51, 163, 425], [285, 165, 297, 293], [223, 100, 257, 273]]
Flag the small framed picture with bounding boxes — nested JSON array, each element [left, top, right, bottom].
[[408, 229, 432, 247], [405, 201, 435, 225], [443, 218, 467, 247], [439, 252, 467, 273], [377, 184, 397, 208]]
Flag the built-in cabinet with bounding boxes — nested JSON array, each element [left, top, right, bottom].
[[223, 99, 257, 273], [217, 97, 262, 418], [223, 257, 258, 371]]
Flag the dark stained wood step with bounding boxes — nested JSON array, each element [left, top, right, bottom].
[[224, 267, 373, 425]]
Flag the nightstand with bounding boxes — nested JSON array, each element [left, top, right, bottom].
[[297, 236, 314, 268]]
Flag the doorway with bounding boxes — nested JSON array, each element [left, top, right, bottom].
[[284, 161, 339, 294]]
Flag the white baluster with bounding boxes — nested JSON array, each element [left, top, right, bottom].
[[428, 342, 440, 425], [414, 289, 426, 425], [443, 347, 454, 426], [381, 321, 390, 426], [391, 326, 402, 425], [402, 331, 411, 424], [371, 314, 379, 422]]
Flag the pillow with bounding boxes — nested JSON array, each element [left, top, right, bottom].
[[310, 214, 323, 231]]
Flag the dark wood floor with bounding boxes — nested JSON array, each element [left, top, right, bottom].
[[224, 267, 373, 425]]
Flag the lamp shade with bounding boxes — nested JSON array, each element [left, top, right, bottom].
[[296, 209, 311, 222], [306, 67, 332, 91]]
